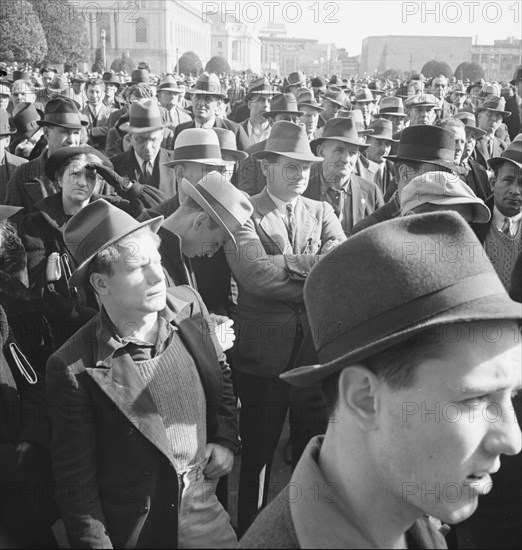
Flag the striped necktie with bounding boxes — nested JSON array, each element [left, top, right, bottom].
[[501, 217, 513, 237], [286, 203, 297, 249]]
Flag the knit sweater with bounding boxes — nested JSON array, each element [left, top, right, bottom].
[[484, 225, 522, 291], [135, 331, 207, 471]]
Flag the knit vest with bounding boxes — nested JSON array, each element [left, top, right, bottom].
[[135, 332, 207, 471], [484, 225, 522, 291]]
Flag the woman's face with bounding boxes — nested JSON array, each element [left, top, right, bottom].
[[59, 154, 101, 205]]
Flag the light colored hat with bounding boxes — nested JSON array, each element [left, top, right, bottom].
[[488, 140, 522, 171], [476, 95, 511, 118], [405, 93, 440, 109], [212, 128, 248, 162], [376, 96, 407, 117], [163, 128, 226, 167], [401, 171, 491, 223], [190, 72, 225, 98], [354, 88, 375, 103], [311, 117, 369, 153], [181, 174, 254, 250], [158, 74, 184, 93]]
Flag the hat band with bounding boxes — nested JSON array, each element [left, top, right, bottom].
[[194, 183, 241, 232], [174, 144, 223, 162], [129, 117, 163, 129], [44, 114, 83, 126], [395, 144, 455, 161], [316, 273, 505, 364]]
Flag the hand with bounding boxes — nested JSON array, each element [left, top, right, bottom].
[[203, 443, 234, 479], [206, 314, 235, 352], [320, 239, 340, 255], [46, 252, 61, 282], [14, 139, 35, 158], [88, 162, 132, 190]]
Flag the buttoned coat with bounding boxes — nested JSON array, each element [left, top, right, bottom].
[[474, 135, 507, 169], [46, 286, 239, 548], [303, 163, 385, 235], [110, 147, 177, 197], [227, 189, 346, 378], [0, 151, 27, 203]]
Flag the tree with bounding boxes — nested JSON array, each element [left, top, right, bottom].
[[0, 0, 47, 64], [29, 0, 89, 65], [110, 52, 136, 74], [178, 51, 203, 76], [454, 62, 485, 82], [205, 56, 231, 75], [421, 60, 453, 79], [92, 48, 105, 74]]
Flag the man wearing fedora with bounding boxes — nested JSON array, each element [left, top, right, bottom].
[[102, 71, 122, 110], [361, 118, 398, 200], [296, 88, 324, 142], [352, 125, 466, 234], [173, 72, 249, 152], [0, 109, 27, 202], [450, 82, 469, 112], [316, 89, 349, 133], [9, 102, 45, 160], [239, 211, 522, 549], [404, 93, 440, 128], [235, 93, 304, 195], [239, 77, 274, 147], [227, 121, 345, 535], [471, 140, 522, 292], [46, 199, 239, 548], [303, 117, 384, 235], [157, 75, 192, 130], [505, 66, 522, 141], [429, 75, 457, 122], [0, 83, 11, 111], [474, 96, 510, 169], [5, 97, 87, 211], [35, 66, 58, 108], [82, 77, 115, 151], [353, 88, 376, 129], [110, 99, 177, 197], [64, 73, 87, 110]]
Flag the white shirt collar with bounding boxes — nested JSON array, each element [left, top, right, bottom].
[[195, 116, 216, 129], [134, 150, 157, 172], [266, 189, 298, 217], [493, 205, 522, 233]]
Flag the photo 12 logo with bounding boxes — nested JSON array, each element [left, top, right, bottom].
[[402, 1, 520, 24], [202, 2, 340, 24]]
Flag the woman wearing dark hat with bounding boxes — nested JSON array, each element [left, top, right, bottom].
[[19, 147, 164, 347]]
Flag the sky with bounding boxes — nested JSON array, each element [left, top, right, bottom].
[[193, 0, 521, 55]]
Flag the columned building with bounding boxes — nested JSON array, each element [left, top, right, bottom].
[[72, 0, 211, 74]]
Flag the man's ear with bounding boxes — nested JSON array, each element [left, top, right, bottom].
[[337, 366, 382, 431], [259, 159, 272, 179], [42, 126, 49, 140], [173, 164, 184, 182], [192, 211, 210, 232], [89, 272, 110, 296]]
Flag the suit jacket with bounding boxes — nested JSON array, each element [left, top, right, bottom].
[[173, 117, 250, 152], [82, 104, 114, 150], [227, 189, 346, 378], [110, 147, 177, 198], [236, 139, 268, 196], [474, 135, 507, 169], [436, 99, 457, 122], [303, 164, 385, 235], [4, 150, 59, 212], [46, 286, 239, 548], [0, 151, 27, 203], [164, 107, 192, 130], [505, 94, 522, 141]]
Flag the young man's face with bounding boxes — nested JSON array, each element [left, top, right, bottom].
[[158, 90, 180, 110], [248, 96, 271, 121], [431, 77, 448, 100], [493, 162, 522, 217], [0, 93, 10, 110], [299, 106, 321, 138], [182, 216, 228, 258], [86, 84, 104, 106], [371, 321, 521, 525], [322, 99, 341, 121], [99, 231, 167, 316]]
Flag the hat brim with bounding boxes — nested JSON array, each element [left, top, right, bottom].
[[125, 124, 165, 134], [375, 112, 407, 118], [0, 205, 23, 222], [464, 125, 487, 138], [263, 110, 305, 118], [158, 87, 184, 93], [254, 150, 324, 163], [281, 294, 522, 387], [38, 120, 88, 129], [221, 148, 248, 161], [368, 133, 399, 142], [298, 102, 325, 112], [383, 155, 467, 175], [163, 158, 227, 168], [0, 127, 16, 136], [180, 178, 238, 250], [310, 136, 369, 153], [422, 197, 492, 224], [69, 214, 164, 287], [488, 156, 522, 171], [189, 88, 226, 98], [475, 107, 511, 118]]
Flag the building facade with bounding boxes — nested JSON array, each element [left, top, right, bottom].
[[471, 37, 522, 82], [72, 0, 211, 74], [360, 35, 472, 76]]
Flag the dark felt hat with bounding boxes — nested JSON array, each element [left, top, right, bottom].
[[488, 140, 522, 171], [0, 109, 15, 136], [212, 128, 248, 162], [45, 146, 113, 182], [282, 211, 521, 387], [475, 96, 511, 118], [366, 119, 398, 141], [103, 72, 121, 86], [129, 68, 150, 85], [384, 125, 466, 174], [11, 102, 43, 138], [263, 93, 304, 118], [246, 77, 273, 98], [452, 111, 486, 139], [322, 88, 350, 108], [37, 98, 87, 129], [119, 99, 164, 134], [64, 199, 163, 287], [510, 65, 522, 85], [295, 88, 324, 112], [311, 117, 369, 153]]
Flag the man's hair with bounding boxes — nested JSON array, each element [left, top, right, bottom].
[[86, 78, 105, 90], [87, 226, 161, 291], [178, 196, 221, 230], [0, 220, 27, 277], [440, 118, 465, 132], [125, 84, 155, 101], [321, 331, 430, 416]]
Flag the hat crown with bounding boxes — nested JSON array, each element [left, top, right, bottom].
[[212, 128, 238, 151], [295, 88, 319, 105], [128, 99, 163, 131], [288, 71, 305, 85], [378, 96, 405, 114], [247, 76, 272, 95], [453, 111, 477, 126], [355, 88, 374, 102], [394, 125, 456, 162], [410, 171, 478, 200], [268, 92, 300, 113], [321, 117, 363, 143], [479, 95, 506, 110], [192, 72, 223, 96], [367, 118, 394, 138], [0, 108, 14, 135], [171, 128, 223, 163], [131, 69, 150, 83], [491, 140, 522, 167], [264, 120, 313, 155]]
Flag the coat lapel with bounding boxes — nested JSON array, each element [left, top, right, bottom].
[[351, 177, 368, 224], [293, 197, 318, 252], [257, 190, 289, 254]]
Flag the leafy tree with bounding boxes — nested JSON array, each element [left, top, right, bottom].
[[29, 0, 89, 65], [110, 53, 136, 74], [206, 56, 231, 75], [454, 62, 485, 82], [178, 51, 203, 76], [0, 0, 47, 64], [421, 60, 453, 79]]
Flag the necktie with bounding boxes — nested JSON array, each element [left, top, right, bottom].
[[326, 187, 345, 218], [141, 161, 152, 185], [286, 203, 297, 250], [501, 217, 512, 237], [487, 138, 493, 157]]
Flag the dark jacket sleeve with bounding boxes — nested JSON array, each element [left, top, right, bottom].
[[510, 251, 522, 303], [46, 352, 113, 548]]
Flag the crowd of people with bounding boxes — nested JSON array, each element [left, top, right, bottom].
[[0, 56, 521, 549]]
